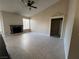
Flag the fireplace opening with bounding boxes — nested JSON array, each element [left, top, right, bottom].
[[10, 25, 23, 34]]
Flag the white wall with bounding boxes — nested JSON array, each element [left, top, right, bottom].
[[68, 0, 79, 59], [64, 0, 77, 59], [2, 12, 23, 35]]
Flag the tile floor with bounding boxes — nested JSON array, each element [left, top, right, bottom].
[[3, 32, 65, 59]]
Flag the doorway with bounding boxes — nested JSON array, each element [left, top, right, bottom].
[[50, 17, 63, 37]]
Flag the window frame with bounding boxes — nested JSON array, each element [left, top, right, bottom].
[[22, 18, 30, 30]]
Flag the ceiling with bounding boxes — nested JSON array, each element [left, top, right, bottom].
[[0, 0, 60, 17]]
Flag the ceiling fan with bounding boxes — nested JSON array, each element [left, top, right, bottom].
[[21, 0, 37, 10]]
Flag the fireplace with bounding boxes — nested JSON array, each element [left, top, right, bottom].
[[10, 25, 23, 34]]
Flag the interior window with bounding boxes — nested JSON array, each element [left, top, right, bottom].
[[23, 18, 30, 30]]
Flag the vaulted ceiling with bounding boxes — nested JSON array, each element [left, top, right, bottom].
[[0, 0, 60, 17]]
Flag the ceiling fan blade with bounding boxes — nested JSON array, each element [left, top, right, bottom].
[[28, 0, 31, 3], [31, 1, 35, 5], [30, 6, 37, 9]]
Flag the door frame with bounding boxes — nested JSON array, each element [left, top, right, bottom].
[[49, 16, 64, 39]]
